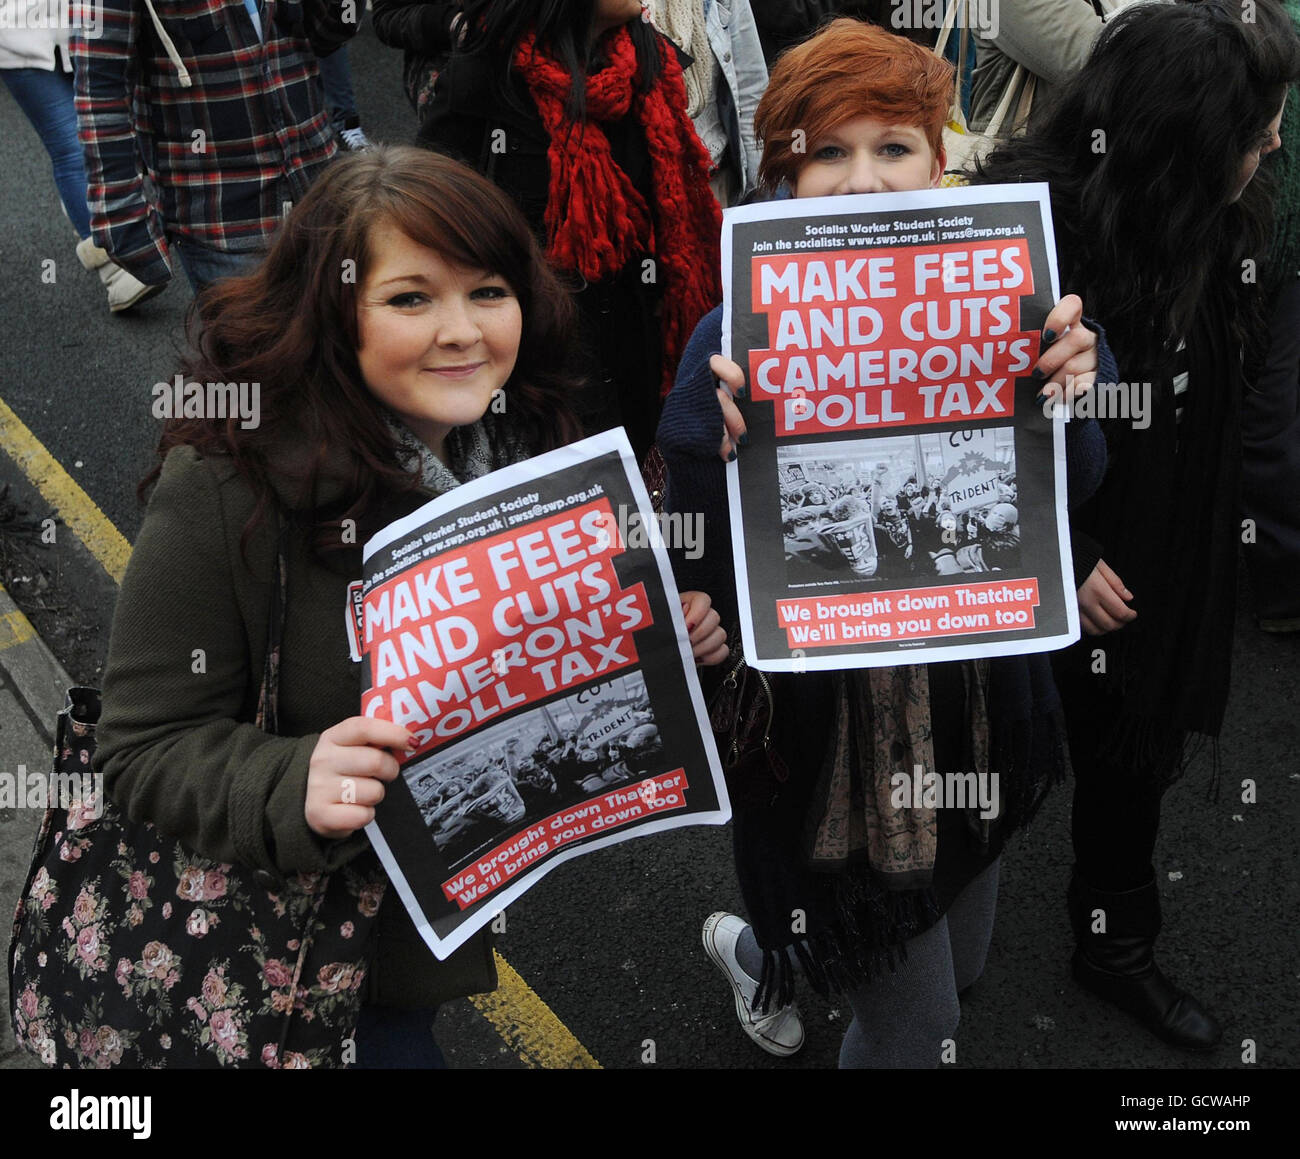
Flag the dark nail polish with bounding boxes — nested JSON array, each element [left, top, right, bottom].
[[738, 432, 749, 446], [727, 449, 737, 462], [1042, 328, 1058, 344], [1031, 367, 1045, 381], [735, 387, 748, 401], [1034, 391, 1049, 406]]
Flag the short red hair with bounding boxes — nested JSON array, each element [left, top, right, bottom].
[[755, 19, 954, 193]]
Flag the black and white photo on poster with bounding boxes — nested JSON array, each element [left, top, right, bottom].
[[722, 184, 1079, 669], [405, 671, 667, 869], [778, 426, 1020, 586], [358, 430, 729, 960]]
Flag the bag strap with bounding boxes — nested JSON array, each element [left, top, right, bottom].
[[933, 0, 963, 57], [1010, 70, 1037, 134], [254, 514, 289, 737], [983, 61, 1031, 139], [934, 0, 965, 125]]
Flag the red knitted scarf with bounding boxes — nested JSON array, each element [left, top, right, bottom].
[[514, 25, 721, 396]]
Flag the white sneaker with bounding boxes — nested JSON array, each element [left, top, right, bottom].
[[702, 912, 805, 1057], [338, 119, 371, 152], [75, 238, 165, 312]]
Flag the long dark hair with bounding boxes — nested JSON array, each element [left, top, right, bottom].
[[148, 147, 583, 553], [975, 0, 1300, 369], [457, 0, 665, 120]]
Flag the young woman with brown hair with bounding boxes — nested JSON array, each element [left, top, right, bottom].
[[93, 146, 726, 1067], [392, 0, 724, 458]]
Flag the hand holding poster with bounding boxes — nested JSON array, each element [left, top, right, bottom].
[[724, 184, 1079, 670], [359, 430, 729, 959]]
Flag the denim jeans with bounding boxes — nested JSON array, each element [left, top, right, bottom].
[[351, 1005, 447, 1069], [170, 236, 263, 294], [1, 66, 91, 238], [317, 41, 359, 129]]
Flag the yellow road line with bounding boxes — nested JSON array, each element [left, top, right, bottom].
[[469, 951, 602, 1069], [0, 401, 596, 1069], [0, 396, 131, 584], [0, 606, 37, 652]]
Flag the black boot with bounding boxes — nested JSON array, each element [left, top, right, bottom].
[[1067, 870, 1222, 1051]]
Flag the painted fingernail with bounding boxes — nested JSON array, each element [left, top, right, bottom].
[[1034, 391, 1049, 406], [1042, 328, 1058, 344], [727, 449, 737, 462], [735, 385, 748, 401], [1031, 367, 1045, 381], [738, 432, 749, 446]]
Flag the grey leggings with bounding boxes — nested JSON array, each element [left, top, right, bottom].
[[737, 857, 1001, 1068], [838, 857, 1001, 1068]]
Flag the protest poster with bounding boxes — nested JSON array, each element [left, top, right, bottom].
[[723, 183, 1079, 671], [357, 430, 729, 960]]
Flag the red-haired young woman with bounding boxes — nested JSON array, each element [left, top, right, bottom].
[[658, 19, 1109, 1067]]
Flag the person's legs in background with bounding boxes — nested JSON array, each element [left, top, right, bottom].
[[170, 236, 263, 295], [1, 66, 91, 238], [317, 43, 370, 151], [2, 65, 160, 311]]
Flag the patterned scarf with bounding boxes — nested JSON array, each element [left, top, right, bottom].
[[384, 411, 532, 493], [513, 24, 722, 395], [742, 658, 1004, 1010], [807, 662, 992, 888]]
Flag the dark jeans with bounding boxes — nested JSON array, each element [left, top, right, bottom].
[[352, 1005, 446, 1069], [317, 41, 359, 128]]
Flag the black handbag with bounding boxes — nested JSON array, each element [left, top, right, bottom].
[[705, 651, 792, 807], [8, 540, 388, 1068]]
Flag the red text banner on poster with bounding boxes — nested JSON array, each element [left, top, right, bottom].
[[776, 579, 1041, 648], [361, 499, 651, 756], [747, 241, 1038, 436], [440, 771, 691, 908]]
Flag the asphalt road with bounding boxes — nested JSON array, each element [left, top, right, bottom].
[[1, 21, 1297, 1079]]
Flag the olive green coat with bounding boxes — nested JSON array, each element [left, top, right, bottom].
[[96, 444, 496, 1006]]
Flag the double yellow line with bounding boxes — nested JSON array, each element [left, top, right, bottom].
[[0, 395, 599, 1070]]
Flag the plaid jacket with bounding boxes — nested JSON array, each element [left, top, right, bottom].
[[72, 0, 361, 284]]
